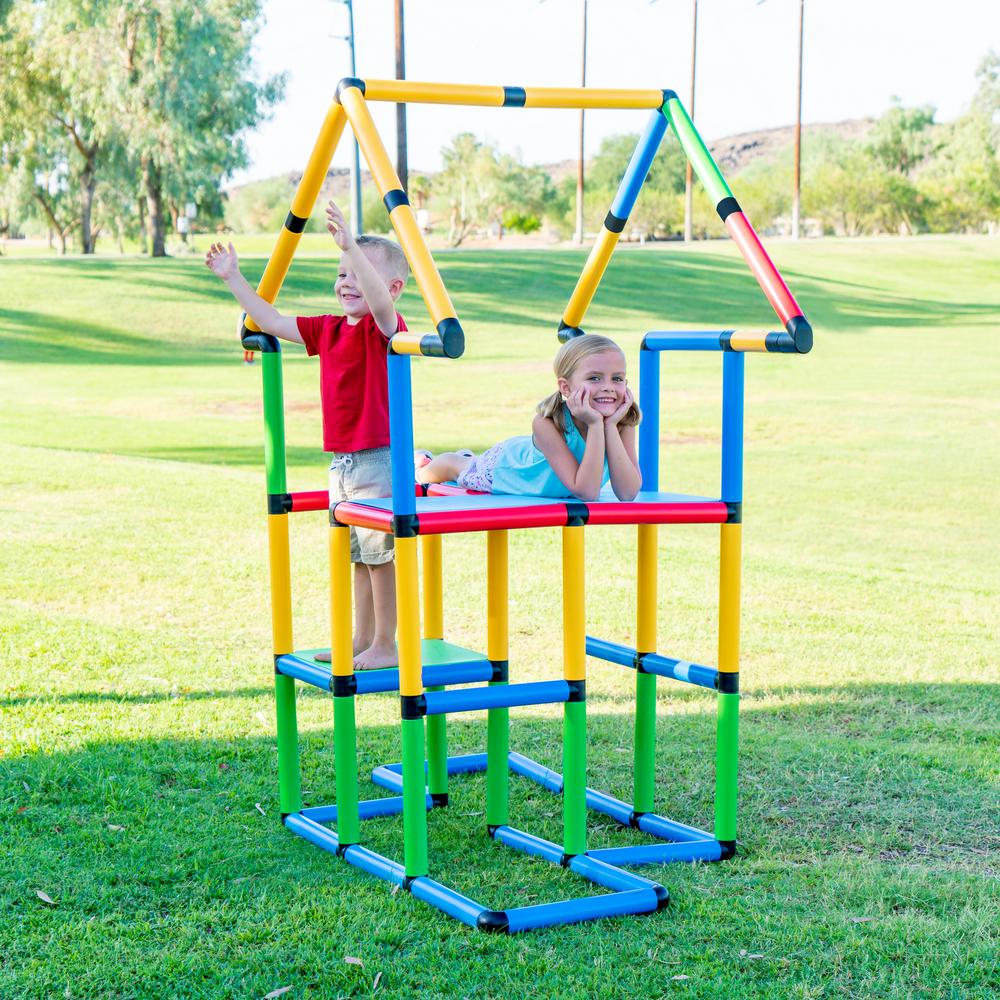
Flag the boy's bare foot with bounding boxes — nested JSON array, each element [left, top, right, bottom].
[[314, 639, 370, 663], [353, 641, 399, 670]]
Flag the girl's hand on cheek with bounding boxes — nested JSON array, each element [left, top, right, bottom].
[[567, 386, 602, 426], [605, 387, 634, 427]]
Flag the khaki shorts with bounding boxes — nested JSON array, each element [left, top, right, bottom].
[[329, 447, 395, 565]]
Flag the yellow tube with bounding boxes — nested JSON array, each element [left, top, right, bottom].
[[268, 514, 293, 655], [291, 102, 348, 217], [329, 526, 353, 677], [396, 536, 423, 696], [421, 535, 443, 640], [718, 523, 742, 673], [362, 79, 505, 107], [389, 205, 456, 325], [522, 87, 663, 109], [563, 226, 620, 328], [387, 332, 426, 355], [728, 330, 769, 353], [562, 526, 586, 681], [487, 531, 509, 662], [637, 523, 658, 653], [339, 87, 403, 196]]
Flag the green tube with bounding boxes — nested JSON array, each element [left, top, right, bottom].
[[333, 694, 360, 844], [662, 97, 733, 207], [401, 717, 429, 877], [426, 687, 448, 799], [274, 674, 301, 814], [486, 692, 509, 827], [633, 672, 657, 814], [714, 692, 739, 842], [562, 700, 588, 857], [261, 351, 287, 495]]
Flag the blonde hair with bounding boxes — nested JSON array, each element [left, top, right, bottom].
[[357, 235, 409, 282], [536, 334, 641, 435]]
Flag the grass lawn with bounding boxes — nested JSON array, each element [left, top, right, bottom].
[[1, 234, 998, 999]]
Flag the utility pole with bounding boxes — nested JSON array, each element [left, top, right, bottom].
[[792, 0, 804, 239], [394, 0, 408, 195], [684, 0, 698, 242], [575, 0, 588, 245], [332, 0, 364, 236]]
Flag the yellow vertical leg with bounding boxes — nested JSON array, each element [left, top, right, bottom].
[[329, 525, 353, 676], [718, 524, 742, 675], [486, 530, 509, 828], [562, 525, 587, 856], [634, 523, 658, 814], [268, 514, 293, 655], [422, 535, 447, 803]]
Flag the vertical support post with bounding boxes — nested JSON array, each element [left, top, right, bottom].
[[634, 523, 658, 815], [486, 530, 509, 829], [423, 535, 448, 804], [638, 344, 660, 492], [562, 525, 587, 857], [330, 523, 359, 844]]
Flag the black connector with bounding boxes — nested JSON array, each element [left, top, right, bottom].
[[392, 513, 419, 538], [268, 493, 292, 515], [332, 674, 358, 697], [652, 884, 670, 910], [486, 824, 501, 838], [726, 501, 742, 524], [716, 196, 741, 222], [490, 659, 509, 683], [716, 672, 739, 695], [784, 315, 813, 354], [604, 211, 627, 234], [435, 317, 465, 359], [628, 811, 646, 830], [240, 326, 280, 354], [431, 793, 449, 808], [335, 77, 365, 102], [400, 694, 427, 720], [559, 853, 576, 868], [566, 679, 586, 703], [718, 840, 737, 861], [557, 319, 585, 342], [502, 86, 526, 108], [284, 211, 307, 234], [401, 875, 416, 892], [661, 88, 678, 104], [476, 909, 510, 933], [633, 651, 649, 673], [565, 501, 589, 527], [382, 188, 409, 213]]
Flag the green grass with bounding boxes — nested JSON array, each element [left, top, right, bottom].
[[1, 234, 998, 999]]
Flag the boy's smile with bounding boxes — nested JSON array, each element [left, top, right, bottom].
[[335, 268, 371, 319]]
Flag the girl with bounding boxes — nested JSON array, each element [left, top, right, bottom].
[[417, 334, 642, 503]]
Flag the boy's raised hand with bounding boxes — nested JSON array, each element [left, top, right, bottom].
[[205, 242, 239, 281], [326, 200, 353, 251]]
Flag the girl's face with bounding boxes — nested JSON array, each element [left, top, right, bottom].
[[559, 349, 628, 418]]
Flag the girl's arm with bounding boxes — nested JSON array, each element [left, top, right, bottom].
[[532, 388, 607, 502], [604, 388, 642, 501]]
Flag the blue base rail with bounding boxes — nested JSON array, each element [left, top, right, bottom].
[[284, 751, 728, 933]]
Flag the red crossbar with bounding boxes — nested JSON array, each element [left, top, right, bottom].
[[333, 502, 393, 532], [585, 500, 728, 526], [416, 505, 570, 534], [289, 490, 329, 512]]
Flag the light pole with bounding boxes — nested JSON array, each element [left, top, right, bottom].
[[575, 0, 588, 245], [395, 0, 408, 196], [332, 0, 364, 236], [792, 0, 804, 239], [684, 0, 698, 242]]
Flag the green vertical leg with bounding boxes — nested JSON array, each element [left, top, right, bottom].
[[275, 674, 301, 815], [562, 700, 587, 857], [401, 717, 429, 877], [633, 671, 657, 815], [715, 692, 739, 849], [426, 687, 448, 803], [333, 693, 360, 844], [486, 699, 509, 828]]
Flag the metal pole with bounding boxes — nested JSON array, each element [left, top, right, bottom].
[[575, 0, 588, 246], [345, 0, 363, 236], [684, 0, 698, 243], [792, 0, 804, 239], [394, 0, 409, 196]]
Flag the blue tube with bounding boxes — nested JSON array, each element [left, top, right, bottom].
[[423, 680, 569, 716], [637, 812, 714, 843], [638, 347, 660, 492], [505, 889, 658, 932], [285, 813, 340, 854], [301, 795, 418, 825], [584, 788, 634, 826], [409, 877, 484, 927], [569, 854, 664, 892], [353, 660, 493, 695], [585, 635, 638, 669], [641, 652, 718, 689], [370, 764, 404, 793], [446, 753, 489, 774], [507, 752, 564, 794], [274, 655, 332, 691], [643, 331, 725, 352], [387, 353, 416, 517], [610, 111, 668, 218], [587, 840, 723, 864], [493, 825, 564, 864], [721, 351, 744, 503], [343, 844, 406, 886]]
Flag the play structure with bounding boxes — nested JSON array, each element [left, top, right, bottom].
[[240, 79, 812, 933]]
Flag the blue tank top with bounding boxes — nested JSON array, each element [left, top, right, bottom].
[[490, 405, 610, 498]]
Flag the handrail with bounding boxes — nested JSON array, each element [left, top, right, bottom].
[[642, 324, 812, 355]]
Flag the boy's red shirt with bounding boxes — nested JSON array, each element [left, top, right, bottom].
[[296, 311, 407, 453]]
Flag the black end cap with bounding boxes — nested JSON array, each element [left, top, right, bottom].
[[717, 672, 739, 695], [280, 812, 290, 824], [431, 792, 449, 808], [652, 884, 670, 910], [268, 493, 292, 515], [565, 501, 589, 526], [435, 317, 465, 358], [557, 320, 585, 343], [726, 501, 742, 524], [392, 513, 419, 538], [335, 77, 365, 102], [401, 694, 427, 720], [486, 824, 501, 838], [566, 679, 586, 703], [284, 211, 307, 234], [490, 659, 509, 683], [332, 673, 358, 697], [661, 88, 678, 105], [718, 840, 737, 861], [502, 86, 526, 108], [604, 211, 627, 234], [559, 853, 576, 868], [628, 811, 645, 830], [716, 196, 741, 222], [383, 188, 409, 213], [785, 315, 813, 354], [477, 909, 510, 933], [240, 326, 280, 354]]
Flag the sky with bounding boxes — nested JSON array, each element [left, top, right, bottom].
[[230, 0, 1000, 185]]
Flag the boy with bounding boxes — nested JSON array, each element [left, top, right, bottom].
[[205, 201, 408, 669]]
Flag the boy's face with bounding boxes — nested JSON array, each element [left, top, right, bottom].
[[335, 248, 403, 319]]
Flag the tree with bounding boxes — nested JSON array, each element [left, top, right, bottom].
[[867, 99, 939, 176]]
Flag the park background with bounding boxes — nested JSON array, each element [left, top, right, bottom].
[[1, 1, 998, 998]]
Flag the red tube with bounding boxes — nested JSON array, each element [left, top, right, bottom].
[[289, 490, 330, 512], [586, 500, 728, 526], [425, 483, 479, 497], [418, 505, 569, 534], [725, 213, 801, 326], [333, 502, 393, 532]]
